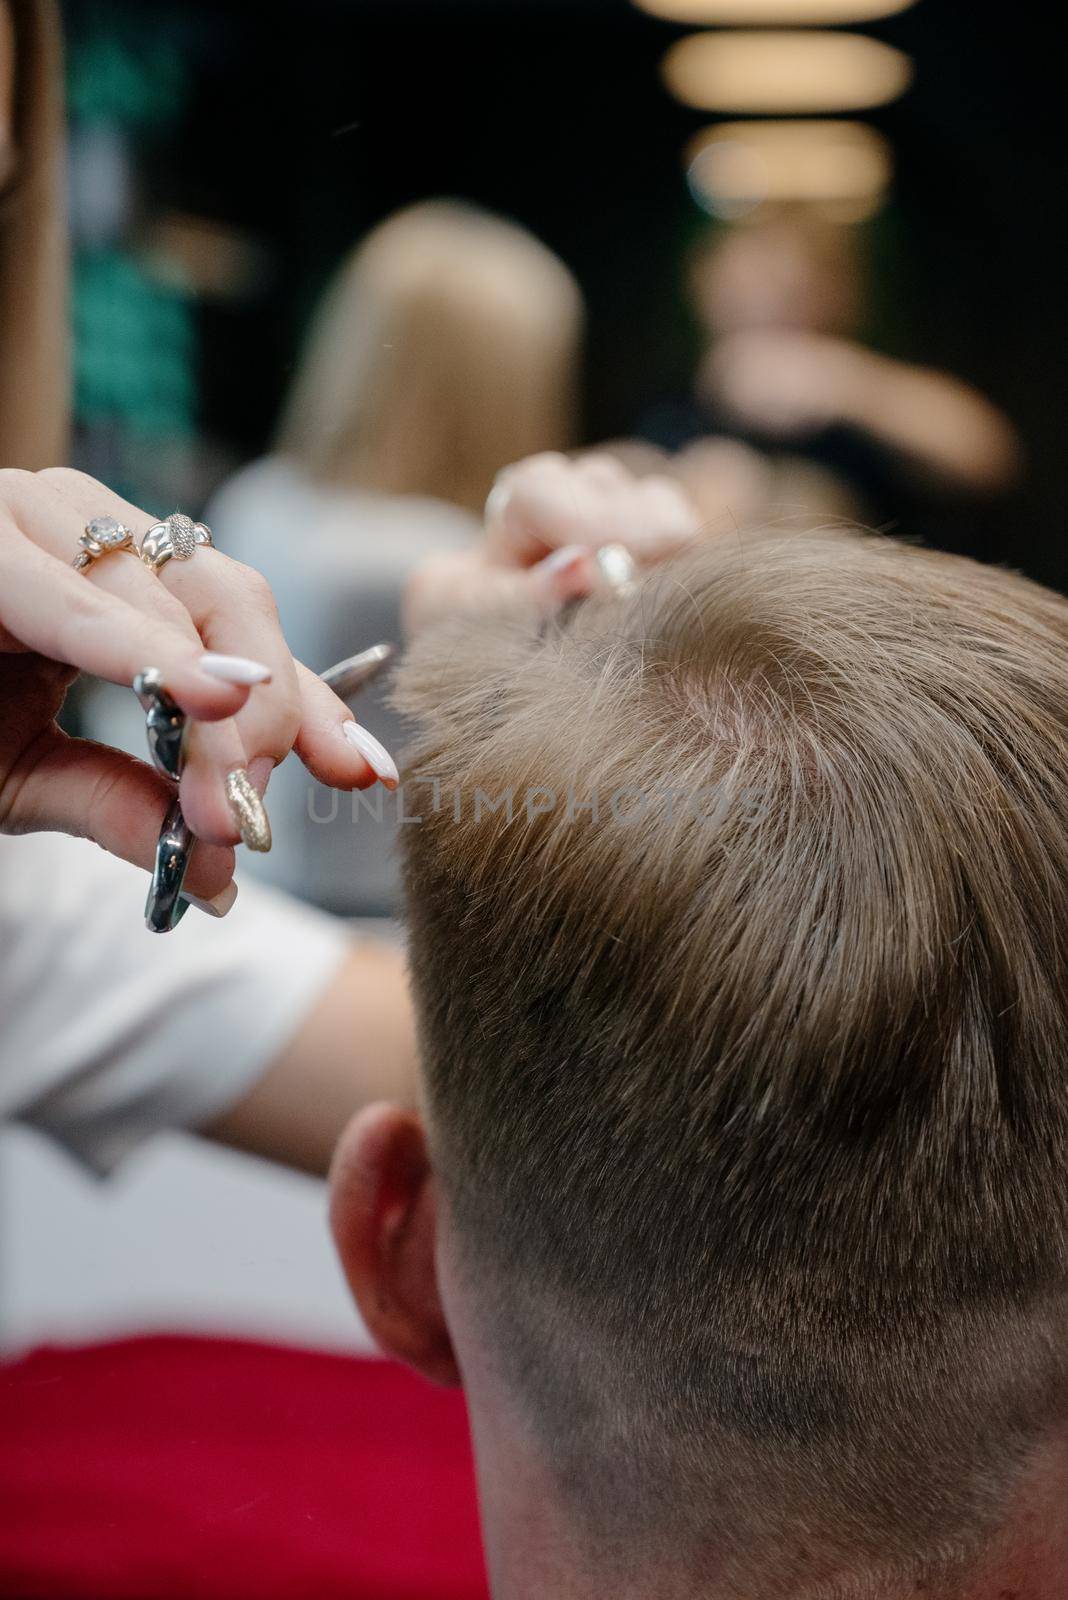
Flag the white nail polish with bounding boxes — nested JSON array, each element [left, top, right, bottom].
[[484, 479, 513, 524], [199, 653, 273, 686], [343, 721, 400, 787], [184, 881, 239, 918], [537, 544, 587, 576], [593, 543, 638, 594], [533, 545, 592, 605]]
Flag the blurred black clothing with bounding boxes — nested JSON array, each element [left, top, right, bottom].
[[639, 395, 1009, 565]]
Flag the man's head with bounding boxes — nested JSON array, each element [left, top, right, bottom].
[[332, 527, 1068, 1597]]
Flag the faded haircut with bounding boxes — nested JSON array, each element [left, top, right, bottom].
[[395, 528, 1068, 1596]]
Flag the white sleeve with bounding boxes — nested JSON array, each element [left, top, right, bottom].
[[0, 833, 351, 1173]]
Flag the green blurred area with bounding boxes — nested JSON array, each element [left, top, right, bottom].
[[65, 3, 196, 458], [73, 248, 195, 441]]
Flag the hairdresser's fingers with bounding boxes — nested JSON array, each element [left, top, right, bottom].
[[484, 453, 579, 565], [150, 551, 303, 789], [52, 543, 252, 848], [405, 551, 491, 634], [484, 453, 702, 569], [13, 471, 272, 845], [1, 724, 235, 900], [404, 546, 597, 635], [630, 475, 705, 556], [526, 546, 599, 606], [32, 470, 304, 837], [489, 451, 570, 500], [572, 452, 633, 492], [0, 515, 254, 721], [171, 714, 263, 847], [568, 462, 702, 553], [0, 473, 255, 722], [163, 574, 402, 804], [290, 659, 399, 791], [180, 654, 405, 843]]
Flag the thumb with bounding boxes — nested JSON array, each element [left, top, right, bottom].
[[1, 727, 235, 901]]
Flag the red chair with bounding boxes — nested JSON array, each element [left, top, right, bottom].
[[0, 1335, 489, 1600]]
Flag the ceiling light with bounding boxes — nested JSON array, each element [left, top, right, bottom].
[[662, 30, 913, 113], [685, 119, 892, 220], [635, 0, 916, 23]]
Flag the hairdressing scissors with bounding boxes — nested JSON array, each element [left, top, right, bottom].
[[134, 668, 192, 933]]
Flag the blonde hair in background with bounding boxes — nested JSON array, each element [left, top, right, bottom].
[[277, 201, 583, 514], [0, 0, 68, 467]]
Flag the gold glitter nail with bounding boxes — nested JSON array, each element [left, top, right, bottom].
[[225, 767, 272, 853]]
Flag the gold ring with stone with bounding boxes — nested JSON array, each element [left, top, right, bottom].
[[72, 515, 136, 571]]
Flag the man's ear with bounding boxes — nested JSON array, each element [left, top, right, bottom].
[[329, 1103, 461, 1386]]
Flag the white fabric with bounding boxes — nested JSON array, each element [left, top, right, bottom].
[[0, 831, 350, 1173], [203, 456, 478, 916]]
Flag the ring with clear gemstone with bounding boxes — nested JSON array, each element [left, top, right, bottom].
[[72, 515, 135, 570]]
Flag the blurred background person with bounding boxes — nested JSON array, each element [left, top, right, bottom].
[[204, 201, 583, 915], [642, 209, 1022, 551]]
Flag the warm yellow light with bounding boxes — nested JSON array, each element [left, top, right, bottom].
[[662, 30, 913, 113], [636, 0, 916, 22], [685, 119, 892, 220]]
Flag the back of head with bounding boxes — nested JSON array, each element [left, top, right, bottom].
[[397, 528, 1068, 1596], [278, 200, 582, 512]]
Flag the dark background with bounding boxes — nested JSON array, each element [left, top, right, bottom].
[[62, 0, 1068, 584]]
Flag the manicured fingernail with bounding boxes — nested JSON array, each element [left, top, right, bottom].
[[225, 767, 272, 851], [343, 721, 399, 788], [594, 543, 638, 594], [484, 479, 513, 523], [539, 544, 587, 576], [199, 653, 272, 686], [533, 544, 592, 603], [185, 881, 239, 919]]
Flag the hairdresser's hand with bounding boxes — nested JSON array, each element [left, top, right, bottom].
[[404, 451, 703, 634], [0, 468, 397, 904], [707, 329, 1023, 491], [703, 329, 872, 437]]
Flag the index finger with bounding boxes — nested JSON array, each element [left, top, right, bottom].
[[0, 515, 253, 722]]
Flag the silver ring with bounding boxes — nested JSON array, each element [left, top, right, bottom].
[[139, 513, 214, 572], [72, 515, 136, 571]]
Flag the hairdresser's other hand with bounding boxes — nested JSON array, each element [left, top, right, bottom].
[[404, 451, 703, 634], [0, 468, 396, 901], [704, 328, 871, 437], [705, 328, 1022, 492]]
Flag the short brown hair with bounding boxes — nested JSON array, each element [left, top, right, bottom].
[[397, 528, 1068, 1594]]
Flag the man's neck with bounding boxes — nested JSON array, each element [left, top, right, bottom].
[[473, 1419, 1068, 1600], [964, 1428, 1068, 1600]]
